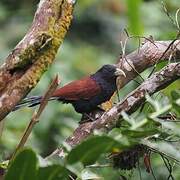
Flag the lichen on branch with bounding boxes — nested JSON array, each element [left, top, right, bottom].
[[0, 0, 75, 120]]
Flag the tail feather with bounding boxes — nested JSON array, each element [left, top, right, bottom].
[[13, 96, 42, 111], [13, 95, 59, 111]]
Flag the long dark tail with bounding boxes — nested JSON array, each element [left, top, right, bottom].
[[13, 96, 57, 111]]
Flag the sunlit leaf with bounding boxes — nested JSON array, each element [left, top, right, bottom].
[[81, 169, 101, 180]]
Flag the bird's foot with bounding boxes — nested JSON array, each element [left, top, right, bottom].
[[79, 113, 95, 124], [79, 108, 105, 124]]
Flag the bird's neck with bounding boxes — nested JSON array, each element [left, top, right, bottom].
[[90, 73, 117, 92]]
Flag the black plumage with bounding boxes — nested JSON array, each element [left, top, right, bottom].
[[14, 64, 125, 113]]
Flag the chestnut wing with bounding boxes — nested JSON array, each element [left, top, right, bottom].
[[52, 76, 101, 100]]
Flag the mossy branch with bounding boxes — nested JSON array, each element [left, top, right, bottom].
[[0, 0, 75, 120]]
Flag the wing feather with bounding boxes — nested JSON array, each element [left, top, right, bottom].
[[52, 76, 101, 100]]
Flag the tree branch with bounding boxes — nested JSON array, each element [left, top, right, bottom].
[[11, 75, 59, 161], [116, 40, 180, 89], [65, 63, 180, 147], [0, 0, 75, 121], [46, 38, 180, 158]]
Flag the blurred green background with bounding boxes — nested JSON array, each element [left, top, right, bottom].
[[0, 0, 179, 179]]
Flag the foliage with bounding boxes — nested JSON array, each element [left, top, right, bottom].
[[1, 91, 179, 179], [3, 148, 69, 180], [0, 0, 179, 179]]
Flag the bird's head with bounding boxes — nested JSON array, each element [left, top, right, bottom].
[[96, 64, 126, 80]]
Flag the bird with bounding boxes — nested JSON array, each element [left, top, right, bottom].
[[14, 64, 125, 114]]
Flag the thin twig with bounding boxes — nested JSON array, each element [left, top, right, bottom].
[[161, 1, 179, 30], [0, 121, 4, 139], [155, 137, 180, 143], [86, 164, 111, 168], [148, 38, 178, 78], [140, 36, 179, 113], [11, 74, 59, 161], [123, 29, 158, 48], [149, 147, 180, 166], [120, 34, 145, 82], [148, 151, 157, 180], [175, 9, 180, 30], [160, 154, 174, 180], [148, 9, 180, 78], [137, 156, 142, 180]]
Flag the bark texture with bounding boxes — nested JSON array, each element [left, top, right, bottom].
[[0, 0, 75, 120]]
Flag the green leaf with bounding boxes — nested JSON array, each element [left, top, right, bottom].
[[148, 105, 171, 119], [37, 165, 69, 180], [126, 0, 143, 35], [172, 102, 180, 117], [67, 136, 127, 165], [171, 90, 180, 101], [121, 129, 159, 138], [0, 160, 9, 169], [143, 140, 180, 162], [5, 148, 37, 180], [81, 169, 101, 180], [171, 90, 180, 116]]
